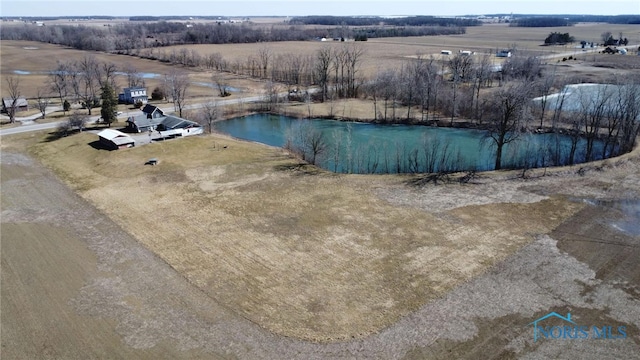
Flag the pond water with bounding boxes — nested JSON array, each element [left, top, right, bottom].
[[215, 114, 610, 174]]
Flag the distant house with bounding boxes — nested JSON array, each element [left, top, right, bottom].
[[97, 129, 135, 150], [2, 97, 29, 113], [125, 105, 203, 136], [118, 87, 148, 105]]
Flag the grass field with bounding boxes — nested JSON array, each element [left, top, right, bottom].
[[2, 22, 639, 104], [17, 130, 587, 341]]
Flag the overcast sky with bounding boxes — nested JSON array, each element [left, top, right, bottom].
[[2, 0, 639, 17]]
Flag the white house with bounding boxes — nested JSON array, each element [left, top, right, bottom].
[[118, 87, 148, 105]]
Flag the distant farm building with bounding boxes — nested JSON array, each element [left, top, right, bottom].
[[496, 50, 512, 58], [125, 104, 203, 136], [118, 87, 148, 105], [97, 129, 135, 150], [2, 97, 29, 113]]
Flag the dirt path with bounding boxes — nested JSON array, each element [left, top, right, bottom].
[[2, 149, 639, 359]]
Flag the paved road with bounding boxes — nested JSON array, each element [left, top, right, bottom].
[[0, 93, 282, 137]]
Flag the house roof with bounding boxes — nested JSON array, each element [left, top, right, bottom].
[[98, 129, 133, 141], [161, 115, 196, 129], [2, 97, 28, 108], [127, 114, 201, 130], [126, 115, 164, 129], [141, 104, 163, 116]]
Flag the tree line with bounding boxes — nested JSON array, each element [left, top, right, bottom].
[[0, 20, 467, 53], [510, 17, 574, 27], [288, 16, 481, 27], [505, 15, 640, 24]]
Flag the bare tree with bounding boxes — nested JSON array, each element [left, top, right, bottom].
[[67, 111, 88, 132], [35, 88, 51, 119], [167, 71, 190, 117], [4, 76, 21, 123], [284, 120, 326, 166], [73, 56, 101, 115], [122, 64, 145, 88], [377, 69, 399, 121], [264, 81, 280, 112], [315, 46, 332, 102], [98, 61, 119, 89], [471, 53, 493, 122], [258, 46, 271, 79], [49, 61, 69, 115], [307, 126, 327, 166], [447, 54, 473, 124], [400, 64, 415, 121], [211, 72, 230, 97], [617, 78, 640, 154], [199, 101, 219, 133], [576, 84, 611, 162], [485, 81, 532, 170], [344, 43, 364, 98], [533, 71, 558, 128]]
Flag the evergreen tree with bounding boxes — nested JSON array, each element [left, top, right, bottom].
[[100, 83, 118, 127]]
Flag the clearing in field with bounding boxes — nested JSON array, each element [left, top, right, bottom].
[[28, 132, 586, 341]]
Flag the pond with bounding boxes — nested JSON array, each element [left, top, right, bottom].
[[215, 114, 610, 174]]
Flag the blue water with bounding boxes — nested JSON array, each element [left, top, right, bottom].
[[215, 114, 609, 174], [193, 82, 241, 93]]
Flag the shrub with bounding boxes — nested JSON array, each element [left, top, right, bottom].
[[151, 87, 165, 101]]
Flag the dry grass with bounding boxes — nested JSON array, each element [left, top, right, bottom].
[[3, 23, 638, 101], [28, 131, 585, 342], [5, 22, 638, 342]]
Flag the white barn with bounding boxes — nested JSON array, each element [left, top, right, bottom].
[[97, 129, 135, 150]]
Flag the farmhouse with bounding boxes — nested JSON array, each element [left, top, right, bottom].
[[2, 97, 29, 113], [125, 104, 203, 135], [97, 129, 135, 150], [118, 87, 148, 105]]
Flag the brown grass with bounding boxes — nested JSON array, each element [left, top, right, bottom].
[[2, 23, 638, 101], [26, 131, 585, 342], [3, 23, 637, 342]]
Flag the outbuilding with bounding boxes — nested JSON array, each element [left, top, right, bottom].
[[2, 97, 29, 113], [97, 129, 135, 150]]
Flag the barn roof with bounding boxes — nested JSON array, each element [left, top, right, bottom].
[[97, 129, 132, 141], [2, 97, 29, 108]]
